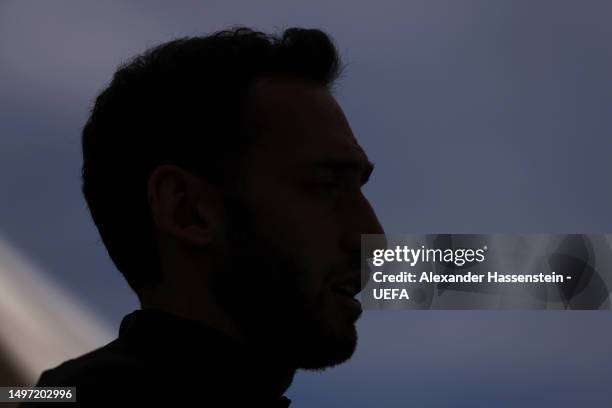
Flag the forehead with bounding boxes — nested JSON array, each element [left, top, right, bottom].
[[248, 76, 366, 162]]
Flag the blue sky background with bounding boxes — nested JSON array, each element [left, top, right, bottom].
[[1, 1, 611, 406]]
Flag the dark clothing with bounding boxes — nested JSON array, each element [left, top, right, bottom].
[[22, 309, 293, 407]]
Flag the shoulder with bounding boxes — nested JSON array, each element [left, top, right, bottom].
[[36, 338, 135, 387], [33, 339, 152, 405]]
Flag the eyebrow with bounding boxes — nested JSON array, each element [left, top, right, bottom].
[[311, 157, 375, 183]]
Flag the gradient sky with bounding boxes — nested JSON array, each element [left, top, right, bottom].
[[1, 1, 612, 406]]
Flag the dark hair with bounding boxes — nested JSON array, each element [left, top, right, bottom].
[[81, 26, 344, 293]]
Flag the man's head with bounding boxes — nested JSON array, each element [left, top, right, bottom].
[[82, 26, 384, 370]]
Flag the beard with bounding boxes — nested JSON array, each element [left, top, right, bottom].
[[210, 193, 359, 370]]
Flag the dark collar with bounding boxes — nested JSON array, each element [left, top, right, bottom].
[[119, 308, 294, 406]]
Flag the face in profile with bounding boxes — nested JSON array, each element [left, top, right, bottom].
[[211, 76, 384, 370]]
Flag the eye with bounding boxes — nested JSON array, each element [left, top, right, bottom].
[[306, 169, 337, 186], [317, 180, 341, 192], [301, 175, 342, 198], [302, 167, 364, 199], [311, 179, 341, 193]]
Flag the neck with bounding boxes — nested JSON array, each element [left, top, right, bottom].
[[138, 294, 297, 397], [139, 279, 241, 341]]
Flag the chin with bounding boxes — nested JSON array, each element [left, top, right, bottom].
[[295, 322, 359, 370]]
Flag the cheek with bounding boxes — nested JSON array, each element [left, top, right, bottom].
[[256, 183, 340, 238], [247, 186, 342, 294]]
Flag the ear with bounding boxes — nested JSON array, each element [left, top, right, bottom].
[[147, 165, 221, 247]]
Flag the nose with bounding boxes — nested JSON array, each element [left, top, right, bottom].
[[339, 191, 386, 262], [339, 192, 386, 294]]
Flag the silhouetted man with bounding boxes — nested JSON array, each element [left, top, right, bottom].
[[26, 26, 384, 407]]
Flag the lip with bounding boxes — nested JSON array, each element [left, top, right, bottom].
[[333, 290, 362, 308], [332, 291, 362, 320], [361, 258, 373, 288], [331, 275, 361, 296], [330, 273, 363, 317]]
